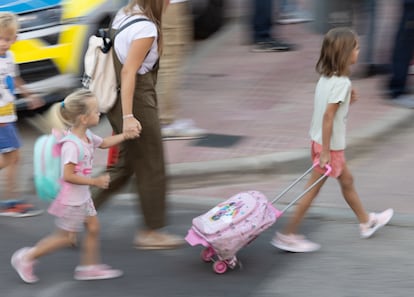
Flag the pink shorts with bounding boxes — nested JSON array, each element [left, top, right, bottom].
[[311, 141, 345, 178], [48, 198, 97, 232]]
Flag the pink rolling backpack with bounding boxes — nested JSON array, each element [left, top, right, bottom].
[[185, 163, 331, 274]]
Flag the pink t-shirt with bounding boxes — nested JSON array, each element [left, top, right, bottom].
[[54, 130, 103, 206]]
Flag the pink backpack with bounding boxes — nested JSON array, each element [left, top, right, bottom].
[[186, 191, 280, 260]]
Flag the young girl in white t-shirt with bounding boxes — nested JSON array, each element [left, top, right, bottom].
[[271, 27, 394, 253], [11, 89, 139, 283]]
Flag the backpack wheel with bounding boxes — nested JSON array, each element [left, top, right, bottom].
[[201, 247, 215, 262], [213, 261, 227, 274]]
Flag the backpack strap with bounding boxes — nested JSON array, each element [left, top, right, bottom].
[[60, 134, 85, 163], [115, 18, 150, 39], [110, 18, 152, 89]]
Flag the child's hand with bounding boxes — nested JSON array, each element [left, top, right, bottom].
[[319, 151, 330, 169], [27, 94, 45, 110], [93, 174, 110, 189], [350, 89, 358, 104], [123, 129, 140, 140]]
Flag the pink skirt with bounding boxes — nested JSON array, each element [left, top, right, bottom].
[[48, 198, 97, 232]]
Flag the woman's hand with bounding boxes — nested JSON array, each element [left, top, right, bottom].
[[350, 89, 358, 104], [123, 116, 142, 138]]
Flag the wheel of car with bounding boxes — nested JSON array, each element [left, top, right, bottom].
[[193, 0, 226, 40]]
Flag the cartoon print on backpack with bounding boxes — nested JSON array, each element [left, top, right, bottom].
[[210, 201, 244, 222]]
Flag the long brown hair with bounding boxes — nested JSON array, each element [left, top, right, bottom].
[[124, 0, 166, 55], [315, 27, 358, 77]]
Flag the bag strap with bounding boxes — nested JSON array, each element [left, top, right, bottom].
[[109, 18, 152, 92], [60, 134, 85, 163], [98, 18, 150, 53], [115, 18, 150, 39]]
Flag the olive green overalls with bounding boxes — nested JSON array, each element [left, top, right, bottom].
[[91, 25, 166, 230]]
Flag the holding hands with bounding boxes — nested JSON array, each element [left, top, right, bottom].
[[123, 115, 141, 139]]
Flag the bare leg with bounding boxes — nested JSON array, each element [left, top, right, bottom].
[[25, 229, 76, 261], [283, 170, 327, 234], [80, 216, 100, 266], [337, 164, 369, 224], [0, 150, 19, 199]]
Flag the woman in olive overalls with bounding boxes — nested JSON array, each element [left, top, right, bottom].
[[91, 0, 184, 250]]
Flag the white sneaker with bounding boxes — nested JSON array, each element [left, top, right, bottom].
[[270, 232, 320, 253], [162, 119, 206, 140], [11, 247, 38, 283], [74, 264, 123, 281], [360, 208, 394, 239]]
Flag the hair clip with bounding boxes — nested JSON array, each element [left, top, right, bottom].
[[61, 101, 65, 108]]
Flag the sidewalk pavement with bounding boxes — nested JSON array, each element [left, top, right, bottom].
[[162, 2, 414, 181]]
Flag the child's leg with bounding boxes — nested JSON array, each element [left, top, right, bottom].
[[81, 215, 100, 266], [283, 170, 327, 234], [25, 229, 76, 261], [11, 229, 75, 283], [74, 215, 123, 281], [0, 150, 19, 199], [337, 164, 370, 224]]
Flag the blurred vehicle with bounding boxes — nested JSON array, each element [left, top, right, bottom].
[[0, 0, 226, 117], [1, 0, 126, 116]]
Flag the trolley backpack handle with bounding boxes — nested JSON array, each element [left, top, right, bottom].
[[271, 162, 332, 214]]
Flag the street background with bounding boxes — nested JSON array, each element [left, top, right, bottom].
[[2, 0, 414, 296]]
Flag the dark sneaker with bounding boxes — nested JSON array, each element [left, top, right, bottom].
[[277, 11, 313, 24], [387, 95, 414, 109], [0, 201, 43, 218], [251, 40, 294, 52]]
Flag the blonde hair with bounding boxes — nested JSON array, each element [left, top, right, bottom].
[[0, 12, 19, 34], [315, 27, 358, 77], [59, 89, 95, 125], [124, 0, 166, 54]]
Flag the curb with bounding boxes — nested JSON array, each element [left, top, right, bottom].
[[167, 107, 414, 180]]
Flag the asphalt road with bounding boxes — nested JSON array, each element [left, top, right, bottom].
[[2, 199, 413, 297], [2, 112, 414, 296]]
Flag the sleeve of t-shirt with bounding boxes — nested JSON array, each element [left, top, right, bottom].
[[6, 51, 18, 77], [61, 142, 81, 166], [89, 131, 103, 149], [328, 79, 351, 104], [125, 21, 157, 43]]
